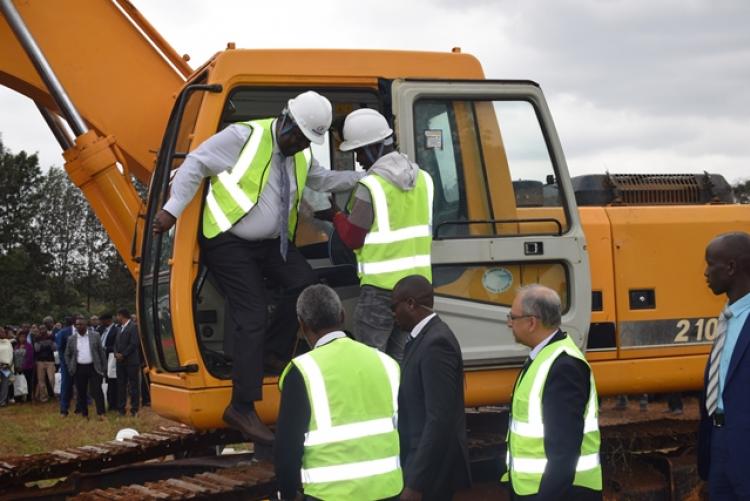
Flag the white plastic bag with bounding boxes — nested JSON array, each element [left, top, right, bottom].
[[54, 371, 61, 396], [107, 353, 117, 379], [13, 373, 28, 396]]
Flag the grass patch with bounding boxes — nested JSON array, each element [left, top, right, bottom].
[[0, 401, 178, 457]]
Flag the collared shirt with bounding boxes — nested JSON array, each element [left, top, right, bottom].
[[410, 313, 437, 339], [529, 330, 558, 360], [313, 330, 347, 349], [163, 122, 363, 241], [718, 290, 750, 411], [100, 324, 113, 347], [76, 333, 93, 364]]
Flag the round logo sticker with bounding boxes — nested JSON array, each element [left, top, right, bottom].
[[482, 267, 513, 294]]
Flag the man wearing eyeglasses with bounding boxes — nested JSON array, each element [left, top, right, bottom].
[[502, 285, 602, 501], [152, 91, 362, 445]]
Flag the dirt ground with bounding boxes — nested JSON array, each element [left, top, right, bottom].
[[599, 393, 700, 426]]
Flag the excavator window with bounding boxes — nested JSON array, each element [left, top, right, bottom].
[[414, 98, 568, 239], [414, 97, 571, 312]]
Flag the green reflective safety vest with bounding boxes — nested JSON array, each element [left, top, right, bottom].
[[279, 337, 403, 500], [501, 334, 602, 495], [202, 118, 311, 239], [352, 170, 434, 290]]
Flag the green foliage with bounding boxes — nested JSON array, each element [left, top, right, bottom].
[[0, 139, 135, 324], [0, 141, 43, 254], [733, 179, 750, 203]]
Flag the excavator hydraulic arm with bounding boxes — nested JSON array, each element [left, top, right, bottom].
[[0, 0, 191, 275]]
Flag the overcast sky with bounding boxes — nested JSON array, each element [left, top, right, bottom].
[[1, 0, 748, 183]]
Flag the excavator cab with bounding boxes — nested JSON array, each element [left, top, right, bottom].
[[137, 54, 591, 427]]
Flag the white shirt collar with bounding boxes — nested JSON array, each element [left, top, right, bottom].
[[410, 313, 437, 339], [314, 330, 347, 349], [529, 330, 559, 360]]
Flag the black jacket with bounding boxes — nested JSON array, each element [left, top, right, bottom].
[[698, 314, 750, 482], [99, 324, 119, 355], [509, 331, 602, 501], [398, 315, 471, 500], [114, 320, 140, 367]]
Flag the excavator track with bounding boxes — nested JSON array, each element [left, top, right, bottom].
[[0, 426, 253, 499], [0, 404, 706, 500], [69, 462, 276, 501]]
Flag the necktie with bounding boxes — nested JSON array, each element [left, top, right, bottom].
[[278, 157, 291, 261], [404, 336, 416, 356], [705, 307, 733, 416]]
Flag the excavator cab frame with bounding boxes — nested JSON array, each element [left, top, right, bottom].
[[136, 64, 593, 426]]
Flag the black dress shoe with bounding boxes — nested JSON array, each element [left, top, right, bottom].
[[222, 405, 274, 445]]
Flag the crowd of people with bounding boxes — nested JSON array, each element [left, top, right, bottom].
[[0, 309, 149, 419]]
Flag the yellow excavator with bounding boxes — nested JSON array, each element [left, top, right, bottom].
[[2, 0, 748, 435]]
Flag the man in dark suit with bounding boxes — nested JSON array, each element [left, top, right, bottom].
[[391, 275, 471, 501], [98, 312, 119, 412], [502, 285, 601, 501], [699, 232, 750, 499], [114, 308, 140, 416], [55, 315, 77, 416]]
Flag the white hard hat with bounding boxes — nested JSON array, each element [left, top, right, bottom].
[[115, 428, 140, 442], [287, 91, 332, 145], [339, 109, 393, 152]]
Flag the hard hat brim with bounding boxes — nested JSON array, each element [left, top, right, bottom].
[[300, 128, 326, 145], [338, 139, 360, 152]]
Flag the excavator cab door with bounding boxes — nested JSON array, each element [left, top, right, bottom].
[[391, 79, 591, 366]]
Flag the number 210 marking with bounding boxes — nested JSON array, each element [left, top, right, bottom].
[[674, 317, 718, 343]]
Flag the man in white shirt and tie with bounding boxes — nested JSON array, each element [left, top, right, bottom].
[[151, 91, 362, 444], [699, 231, 750, 499]]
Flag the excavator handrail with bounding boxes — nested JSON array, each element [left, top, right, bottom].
[[141, 81, 222, 374], [435, 217, 564, 238]]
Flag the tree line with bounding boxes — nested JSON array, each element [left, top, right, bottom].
[[0, 139, 135, 324]]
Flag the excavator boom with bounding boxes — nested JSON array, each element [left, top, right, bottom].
[[1, 0, 192, 274], [1, 0, 189, 181]]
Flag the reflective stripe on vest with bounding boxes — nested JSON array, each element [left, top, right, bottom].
[[509, 453, 600, 474], [282, 338, 403, 499], [301, 456, 402, 485], [503, 335, 602, 494], [354, 170, 433, 289], [202, 119, 311, 238]]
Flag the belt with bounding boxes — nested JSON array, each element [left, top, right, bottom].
[[712, 412, 725, 427]]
